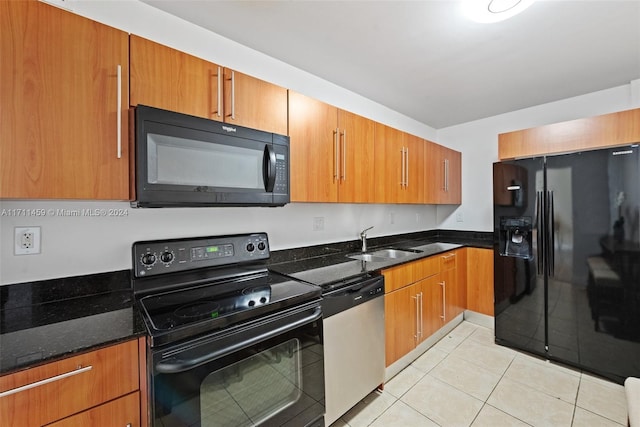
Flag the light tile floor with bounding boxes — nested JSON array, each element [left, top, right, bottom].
[[330, 321, 628, 427]]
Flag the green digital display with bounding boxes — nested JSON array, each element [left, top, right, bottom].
[[206, 246, 220, 253]]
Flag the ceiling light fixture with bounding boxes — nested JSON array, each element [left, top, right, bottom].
[[461, 0, 535, 23]]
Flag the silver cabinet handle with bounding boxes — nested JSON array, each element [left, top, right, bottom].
[[334, 128, 339, 181], [419, 292, 423, 338], [341, 129, 346, 181], [116, 64, 122, 159], [412, 294, 419, 340], [444, 158, 449, 192], [400, 147, 405, 187], [216, 66, 222, 118], [406, 146, 409, 188], [0, 365, 92, 398], [439, 281, 446, 321], [230, 70, 236, 119]]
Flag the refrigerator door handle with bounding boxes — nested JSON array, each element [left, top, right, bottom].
[[536, 191, 543, 275], [549, 190, 555, 277]]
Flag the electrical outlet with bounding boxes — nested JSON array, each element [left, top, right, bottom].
[[456, 211, 464, 222], [416, 213, 421, 224], [313, 217, 324, 231], [389, 212, 395, 225], [15, 227, 41, 255]]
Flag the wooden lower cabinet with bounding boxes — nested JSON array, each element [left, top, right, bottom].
[[0, 339, 141, 427], [466, 247, 495, 316], [46, 392, 140, 427], [384, 250, 465, 367]]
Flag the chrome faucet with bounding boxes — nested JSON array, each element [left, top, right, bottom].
[[360, 226, 374, 253]]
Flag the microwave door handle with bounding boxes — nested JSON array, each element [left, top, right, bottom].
[[263, 144, 277, 192]]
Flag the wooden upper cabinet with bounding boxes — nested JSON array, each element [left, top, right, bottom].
[[223, 68, 288, 135], [130, 35, 221, 121], [288, 91, 375, 203], [337, 109, 375, 203], [498, 108, 640, 160], [374, 124, 424, 204], [0, 0, 130, 200], [130, 36, 287, 135], [425, 141, 461, 204], [289, 91, 339, 202]]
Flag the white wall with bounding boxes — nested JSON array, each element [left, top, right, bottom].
[[436, 82, 640, 232]]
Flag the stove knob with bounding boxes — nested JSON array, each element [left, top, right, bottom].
[[160, 251, 174, 263], [260, 297, 267, 304], [141, 253, 156, 266], [246, 243, 255, 252], [257, 242, 266, 251], [248, 300, 256, 307]]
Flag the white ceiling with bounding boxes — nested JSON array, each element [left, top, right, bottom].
[[141, 0, 640, 129]]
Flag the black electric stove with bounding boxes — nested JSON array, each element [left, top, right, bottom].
[[132, 233, 321, 348]]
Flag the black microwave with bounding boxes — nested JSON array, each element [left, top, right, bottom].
[[132, 105, 290, 207]]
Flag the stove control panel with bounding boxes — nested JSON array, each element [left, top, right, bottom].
[[132, 233, 270, 277]]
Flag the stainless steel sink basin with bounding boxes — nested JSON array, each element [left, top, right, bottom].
[[347, 247, 423, 261], [347, 253, 388, 262], [372, 248, 417, 258]]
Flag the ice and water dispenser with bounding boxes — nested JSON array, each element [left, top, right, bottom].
[[499, 217, 533, 260]]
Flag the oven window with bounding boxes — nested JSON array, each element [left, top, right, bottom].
[[147, 133, 263, 189], [200, 338, 301, 427]]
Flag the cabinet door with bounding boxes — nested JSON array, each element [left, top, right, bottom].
[[385, 285, 418, 367], [374, 123, 405, 203], [223, 68, 288, 135], [46, 391, 140, 427], [0, 340, 139, 427], [1, 1, 129, 199], [130, 35, 221, 121], [425, 142, 461, 204], [466, 247, 495, 316], [337, 110, 375, 203], [403, 133, 425, 204], [420, 275, 445, 339], [288, 92, 339, 202]]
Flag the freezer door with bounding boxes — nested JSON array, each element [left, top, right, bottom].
[[493, 158, 547, 358], [545, 146, 640, 383]]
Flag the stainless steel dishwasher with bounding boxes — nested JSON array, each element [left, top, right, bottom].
[[322, 274, 385, 426]]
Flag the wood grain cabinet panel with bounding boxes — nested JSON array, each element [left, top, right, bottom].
[[46, 392, 140, 427], [425, 141, 462, 204], [466, 247, 494, 316], [383, 250, 465, 367], [130, 35, 221, 121], [223, 68, 288, 135], [130, 36, 287, 135], [0, 340, 139, 427], [0, 0, 130, 199], [289, 91, 375, 202], [374, 124, 425, 204], [498, 108, 640, 160]]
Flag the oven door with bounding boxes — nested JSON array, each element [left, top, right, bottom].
[[149, 301, 324, 427]]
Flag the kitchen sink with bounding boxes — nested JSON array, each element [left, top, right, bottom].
[[347, 253, 388, 262], [347, 247, 423, 262]]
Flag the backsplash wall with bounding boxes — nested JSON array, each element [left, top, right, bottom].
[[0, 200, 439, 285]]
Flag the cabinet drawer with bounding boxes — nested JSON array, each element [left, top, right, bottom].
[[383, 256, 441, 292], [0, 340, 138, 427], [46, 391, 140, 427], [440, 251, 457, 271]]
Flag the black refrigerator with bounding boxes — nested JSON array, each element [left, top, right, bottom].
[[493, 144, 640, 384]]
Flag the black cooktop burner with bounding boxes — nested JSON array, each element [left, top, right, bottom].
[[137, 271, 320, 347]]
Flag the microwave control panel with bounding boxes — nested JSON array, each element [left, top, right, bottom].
[[133, 233, 270, 277]]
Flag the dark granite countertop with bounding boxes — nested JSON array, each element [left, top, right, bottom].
[[0, 270, 146, 375], [269, 229, 492, 287], [0, 229, 490, 375]]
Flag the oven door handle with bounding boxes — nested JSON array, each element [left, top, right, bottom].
[[155, 306, 322, 374]]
